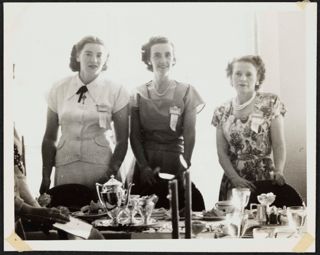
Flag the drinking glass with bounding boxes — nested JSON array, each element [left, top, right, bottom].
[[226, 211, 249, 238], [117, 206, 130, 225], [127, 195, 140, 225], [191, 221, 206, 238], [257, 193, 276, 207], [139, 199, 155, 225], [107, 207, 121, 226], [232, 188, 251, 238], [232, 188, 251, 214], [287, 206, 306, 237]]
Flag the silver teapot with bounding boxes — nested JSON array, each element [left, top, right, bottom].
[[96, 175, 125, 210]]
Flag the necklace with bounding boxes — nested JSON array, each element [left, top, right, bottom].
[[152, 80, 172, 96], [233, 92, 256, 111]]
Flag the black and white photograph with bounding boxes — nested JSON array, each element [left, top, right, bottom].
[[4, 2, 317, 252]]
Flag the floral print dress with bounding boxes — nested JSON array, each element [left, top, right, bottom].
[[212, 92, 286, 200]]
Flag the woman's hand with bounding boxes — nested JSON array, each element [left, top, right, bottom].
[[140, 166, 157, 186], [230, 176, 256, 191], [272, 172, 286, 186], [25, 207, 70, 224], [41, 207, 70, 224], [39, 178, 51, 195], [37, 192, 52, 207]]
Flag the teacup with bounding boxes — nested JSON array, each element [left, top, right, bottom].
[[215, 201, 235, 214]]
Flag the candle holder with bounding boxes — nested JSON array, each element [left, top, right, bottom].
[[169, 179, 180, 239], [184, 170, 192, 239]]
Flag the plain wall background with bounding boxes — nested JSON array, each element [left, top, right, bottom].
[[5, 3, 308, 211], [257, 11, 307, 203]]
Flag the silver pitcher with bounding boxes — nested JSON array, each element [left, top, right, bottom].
[[96, 175, 125, 210], [250, 203, 267, 224]]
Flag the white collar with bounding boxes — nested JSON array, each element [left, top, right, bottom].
[[66, 74, 102, 102]]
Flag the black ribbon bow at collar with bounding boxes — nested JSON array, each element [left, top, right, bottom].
[[76, 85, 88, 103]]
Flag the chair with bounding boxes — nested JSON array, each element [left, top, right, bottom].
[[246, 180, 303, 208], [47, 184, 98, 212]]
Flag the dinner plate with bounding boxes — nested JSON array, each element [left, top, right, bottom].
[[71, 211, 109, 221]]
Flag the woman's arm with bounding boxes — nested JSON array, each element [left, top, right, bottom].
[[271, 115, 286, 184], [18, 203, 70, 224], [108, 104, 129, 177], [182, 108, 197, 166], [216, 126, 256, 190], [39, 108, 59, 194], [129, 107, 156, 185], [130, 107, 149, 169], [15, 166, 40, 207]]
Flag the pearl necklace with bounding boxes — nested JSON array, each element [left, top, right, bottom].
[[233, 92, 256, 111], [152, 80, 173, 96]]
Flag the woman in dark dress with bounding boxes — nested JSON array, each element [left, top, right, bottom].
[[130, 36, 205, 211]]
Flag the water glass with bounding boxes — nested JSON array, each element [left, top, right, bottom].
[[127, 195, 140, 224], [232, 188, 251, 213], [287, 206, 306, 236], [139, 200, 155, 225], [191, 221, 206, 238]]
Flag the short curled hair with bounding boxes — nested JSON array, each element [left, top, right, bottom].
[[226, 55, 266, 91], [69, 35, 108, 72], [141, 36, 176, 72]]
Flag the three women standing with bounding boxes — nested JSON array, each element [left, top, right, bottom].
[[40, 36, 129, 194], [39, 35, 287, 210], [130, 36, 205, 211]]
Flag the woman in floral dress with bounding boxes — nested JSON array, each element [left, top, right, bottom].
[[212, 55, 286, 200]]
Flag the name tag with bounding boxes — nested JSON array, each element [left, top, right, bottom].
[[251, 113, 264, 133], [96, 104, 111, 129], [96, 104, 111, 113], [169, 106, 181, 131], [169, 106, 181, 115]]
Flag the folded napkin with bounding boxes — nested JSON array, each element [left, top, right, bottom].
[[53, 216, 92, 239]]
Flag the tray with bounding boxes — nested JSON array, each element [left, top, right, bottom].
[[71, 211, 109, 222], [93, 218, 160, 231]]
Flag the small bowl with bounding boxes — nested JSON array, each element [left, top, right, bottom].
[[215, 201, 235, 214], [257, 193, 276, 206]]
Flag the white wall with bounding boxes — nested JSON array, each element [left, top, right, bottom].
[[5, 3, 309, 210], [256, 11, 307, 202]]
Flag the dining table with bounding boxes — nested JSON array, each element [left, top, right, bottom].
[[24, 207, 307, 241], [86, 210, 306, 240]]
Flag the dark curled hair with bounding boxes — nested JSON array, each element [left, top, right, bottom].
[[69, 35, 108, 72], [226, 55, 266, 90], [141, 36, 176, 72]]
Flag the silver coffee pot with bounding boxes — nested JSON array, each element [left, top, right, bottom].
[[96, 175, 125, 210]]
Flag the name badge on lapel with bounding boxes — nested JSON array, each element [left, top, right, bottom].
[[96, 104, 111, 129], [169, 106, 181, 131], [251, 113, 264, 133]]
